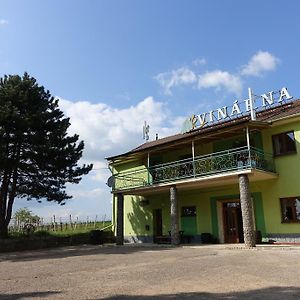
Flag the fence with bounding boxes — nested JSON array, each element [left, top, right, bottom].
[[8, 214, 111, 234]]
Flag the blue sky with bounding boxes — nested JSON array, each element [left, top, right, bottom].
[[1, 0, 300, 221]]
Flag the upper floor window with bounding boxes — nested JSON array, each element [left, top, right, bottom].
[[280, 197, 300, 223], [272, 131, 297, 156]]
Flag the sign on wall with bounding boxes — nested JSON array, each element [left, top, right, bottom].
[[181, 87, 293, 133]]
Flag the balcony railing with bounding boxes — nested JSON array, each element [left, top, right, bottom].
[[112, 146, 276, 192]]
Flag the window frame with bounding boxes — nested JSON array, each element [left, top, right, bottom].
[[280, 197, 300, 223], [272, 130, 297, 157]]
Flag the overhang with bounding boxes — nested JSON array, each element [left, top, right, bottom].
[[114, 168, 278, 196]]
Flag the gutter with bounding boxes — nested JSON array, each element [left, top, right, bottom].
[[268, 112, 300, 125]]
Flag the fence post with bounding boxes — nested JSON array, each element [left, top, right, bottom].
[[53, 215, 56, 231], [69, 215, 73, 230]]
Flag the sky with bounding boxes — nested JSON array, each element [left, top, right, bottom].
[[1, 0, 300, 222]]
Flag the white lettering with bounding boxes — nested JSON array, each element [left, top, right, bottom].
[[279, 87, 292, 102], [217, 106, 228, 120], [183, 86, 293, 132], [209, 111, 215, 122], [197, 113, 207, 127], [261, 91, 274, 106], [231, 100, 241, 116], [244, 99, 251, 111]]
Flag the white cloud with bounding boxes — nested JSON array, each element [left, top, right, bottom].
[[0, 19, 8, 25], [155, 51, 280, 97], [155, 67, 197, 95], [192, 58, 206, 66], [14, 96, 183, 219], [198, 70, 243, 96], [89, 161, 110, 182], [241, 51, 279, 77], [58, 96, 182, 182], [67, 187, 105, 200]]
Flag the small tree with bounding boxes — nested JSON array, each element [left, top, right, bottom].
[[14, 208, 40, 226], [0, 73, 92, 238]]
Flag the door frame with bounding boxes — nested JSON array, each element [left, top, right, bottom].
[[213, 195, 258, 244], [222, 200, 244, 243]]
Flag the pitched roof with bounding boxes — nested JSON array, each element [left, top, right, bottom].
[[106, 99, 300, 161]]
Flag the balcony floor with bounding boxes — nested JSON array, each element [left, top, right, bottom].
[[117, 168, 278, 196]]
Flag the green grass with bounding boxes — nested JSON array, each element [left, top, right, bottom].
[[9, 221, 113, 239]]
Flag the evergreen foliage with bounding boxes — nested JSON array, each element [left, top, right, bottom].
[[0, 73, 92, 238]]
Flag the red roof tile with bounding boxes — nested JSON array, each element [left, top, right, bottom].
[[107, 99, 300, 160]]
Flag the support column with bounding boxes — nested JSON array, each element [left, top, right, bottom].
[[170, 186, 180, 245], [192, 140, 195, 177], [238, 174, 256, 247], [116, 193, 124, 245], [147, 152, 150, 185]]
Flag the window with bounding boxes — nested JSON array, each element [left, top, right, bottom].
[[280, 197, 300, 223], [181, 206, 196, 217], [272, 131, 297, 156]]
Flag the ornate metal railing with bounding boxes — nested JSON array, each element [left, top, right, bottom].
[[112, 146, 275, 191]]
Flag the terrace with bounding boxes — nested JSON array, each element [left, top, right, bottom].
[[111, 146, 276, 193]]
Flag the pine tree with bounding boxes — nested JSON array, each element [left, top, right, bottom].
[[0, 73, 92, 238]]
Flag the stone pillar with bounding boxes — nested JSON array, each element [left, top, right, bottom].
[[238, 174, 256, 247], [116, 193, 124, 245], [170, 186, 180, 245]]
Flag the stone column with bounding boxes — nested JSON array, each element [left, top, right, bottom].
[[170, 186, 180, 245], [116, 193, 124, 245], [238, 174, 256, 247]]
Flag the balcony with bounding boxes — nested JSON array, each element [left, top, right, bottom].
[[112, 146, 276, 193]]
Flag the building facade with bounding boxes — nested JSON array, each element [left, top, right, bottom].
[[106, 93, 300, 246]]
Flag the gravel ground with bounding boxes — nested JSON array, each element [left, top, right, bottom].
[[0, 244, 299, 299]]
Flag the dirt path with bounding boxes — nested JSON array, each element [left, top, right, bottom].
[[0, 244, 299, 299]]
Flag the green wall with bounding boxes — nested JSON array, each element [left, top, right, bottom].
[[114, 117, 300, 240], [210, 192, 266, 239]]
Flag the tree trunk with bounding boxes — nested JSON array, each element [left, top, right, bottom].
[[0, 222, 8, 239], [0, 171, 9, 239], [5, 168, 18, 228], [0, 146, 20, 239]]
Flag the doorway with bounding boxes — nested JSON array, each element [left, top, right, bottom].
[[153, 209, 162, 242], [223, 201, 244, 243]]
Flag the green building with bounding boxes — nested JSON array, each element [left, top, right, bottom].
[[106, 89, 300, 246]]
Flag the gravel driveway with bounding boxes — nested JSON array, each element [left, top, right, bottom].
[[0, 244, 299, 299]]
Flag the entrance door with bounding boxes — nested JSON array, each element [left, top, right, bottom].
[[223, 202, 244, 243], [153, 209, 162, 242]]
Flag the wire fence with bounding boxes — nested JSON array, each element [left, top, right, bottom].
[[8, 214, 111, 234]]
